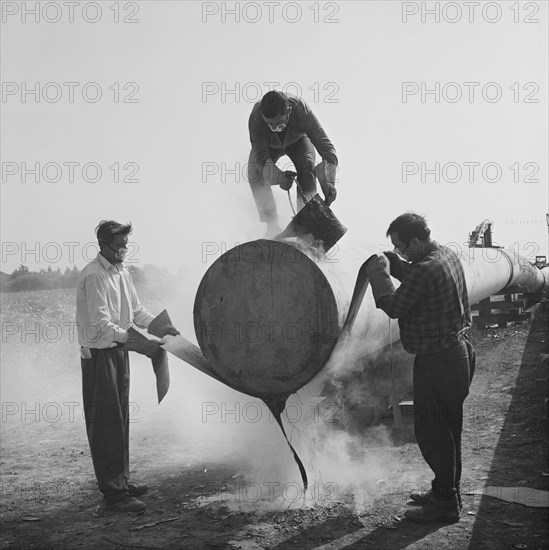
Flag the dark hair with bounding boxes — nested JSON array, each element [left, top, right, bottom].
[[260, 91, 289, 118], [386, 212, 431, 244], [95, 220, 132, 245]]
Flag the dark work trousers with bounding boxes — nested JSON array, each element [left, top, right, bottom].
[[413, 337, 475, 501], [248, 136, 317, 223], [81, 346, 130, 502]]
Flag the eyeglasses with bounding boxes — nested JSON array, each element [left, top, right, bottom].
[[393, 242, 409, 256]]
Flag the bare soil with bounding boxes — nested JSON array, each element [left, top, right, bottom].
[[1, 290, 547, 550]]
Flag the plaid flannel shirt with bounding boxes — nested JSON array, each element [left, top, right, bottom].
[[377, 243, 471, 355]]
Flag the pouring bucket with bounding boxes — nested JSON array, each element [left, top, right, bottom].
[[277, 193, 347, 251]]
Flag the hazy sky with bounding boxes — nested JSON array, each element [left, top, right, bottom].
[[1, 0, 548, 273]]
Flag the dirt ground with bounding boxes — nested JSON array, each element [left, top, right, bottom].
[[1, 290, 548, 550]]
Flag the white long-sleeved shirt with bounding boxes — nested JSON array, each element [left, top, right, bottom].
[[76, 253, 155, 348]]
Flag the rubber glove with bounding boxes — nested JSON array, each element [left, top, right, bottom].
[[148, 309, 180, 338], [364, 254, 395, 304], [279, 170, 297, 191], [314, 161, 337, 206], [124, 327, 163, 358], [383, 251, 411, 281]]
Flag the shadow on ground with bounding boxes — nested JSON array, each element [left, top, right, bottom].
[[467, 301, 549, 550]]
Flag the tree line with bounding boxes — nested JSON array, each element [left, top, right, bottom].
[[1, 264, 175, 293]]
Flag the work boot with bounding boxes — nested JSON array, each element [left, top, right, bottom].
[[410, 489, 463, 509], [404, 495, 460, 524], [105, 496, 146, 513], [410, 489, 434, 504], [128, 483, 149, 497]]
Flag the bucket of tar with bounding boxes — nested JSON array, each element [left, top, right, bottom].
[[277, 186, 347, 251]]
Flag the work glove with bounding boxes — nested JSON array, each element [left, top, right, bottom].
[[383, 251, 411, 281], [364, 254, 395, 305], [314, 161, 337, 206], [147, 309, 180, 338], [320, 181, 337, 206], [279, 170, 296, 191], [124, 327, 164, 359]]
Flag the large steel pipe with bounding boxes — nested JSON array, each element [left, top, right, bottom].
[[460, 246, 547, 303], [193, 240, 342, 399], [192, 239, 548, 398]]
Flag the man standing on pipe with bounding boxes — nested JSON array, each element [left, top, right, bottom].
[[247, 90, 338, 237], [76, 220, 180, 512], [365, 212, 475, 524]]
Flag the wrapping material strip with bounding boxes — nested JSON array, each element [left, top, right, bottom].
[[324, 259, 370, 374], [265, 399, 308, 491], [152, 349, 170, 404], [124, 327, 170, 404], [161, 334, 225, 385], [162, 334, 309, 490]]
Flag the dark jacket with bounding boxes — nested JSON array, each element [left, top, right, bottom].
[[248, 94, 338, 169]]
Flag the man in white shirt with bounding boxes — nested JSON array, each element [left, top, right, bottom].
[[76, 220, 178, 512]]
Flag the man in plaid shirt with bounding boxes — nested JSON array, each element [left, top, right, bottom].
[[366, 212, 475, 524]]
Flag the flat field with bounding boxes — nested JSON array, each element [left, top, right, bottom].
[[1, 289, 548, 550]]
